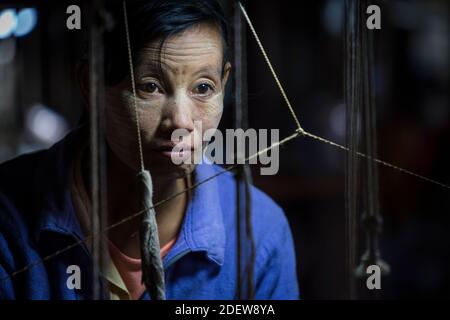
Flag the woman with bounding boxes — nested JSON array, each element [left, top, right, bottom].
[[0, 0, 299, 300]]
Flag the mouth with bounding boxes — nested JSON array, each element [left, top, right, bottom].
[[151, 143, 195, 159]]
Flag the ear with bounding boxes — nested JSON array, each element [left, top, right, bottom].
[[221, 61, 231, 90], [75, 62, 90, 111]]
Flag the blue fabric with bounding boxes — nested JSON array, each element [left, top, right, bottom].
[[0, 128, 299, 300]]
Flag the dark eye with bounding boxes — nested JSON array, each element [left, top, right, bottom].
[[194, 83, 213, 95], [141, 82, 160, 94]]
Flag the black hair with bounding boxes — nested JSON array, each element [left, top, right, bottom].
[[102, 0, 229, 86]]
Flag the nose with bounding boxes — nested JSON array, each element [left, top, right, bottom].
[[159, 91, 195, 139]]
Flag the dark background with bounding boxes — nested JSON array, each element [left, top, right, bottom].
[[0, 0, 448, 299]]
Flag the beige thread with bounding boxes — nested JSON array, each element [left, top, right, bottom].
[[3, 2, 450, 286], [0, 132, 302, 283], [239, 1, 450, 190], [123, 1, 145, 172]]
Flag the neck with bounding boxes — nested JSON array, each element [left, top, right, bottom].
[[103, 147, 188, 258]]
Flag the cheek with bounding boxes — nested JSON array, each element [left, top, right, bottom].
[[138, 101, 162, 143], [104, 89, 161, 169], [104, 90, 136, 152], [104, 90, 138, 168], [195, 95, 224, 130]]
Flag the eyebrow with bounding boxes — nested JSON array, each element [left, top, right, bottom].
[[192, 65, 222, 78], [137, 60, 221, 78], [137, 61, 169, 75]]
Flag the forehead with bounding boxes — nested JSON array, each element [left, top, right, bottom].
[[137, 23, 224, 73]]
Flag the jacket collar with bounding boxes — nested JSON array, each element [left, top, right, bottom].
[[178, 161, 226, 266]]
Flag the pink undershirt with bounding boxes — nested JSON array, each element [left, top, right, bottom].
[[106, 237, 177, 300], [71, 142, 181, 300]]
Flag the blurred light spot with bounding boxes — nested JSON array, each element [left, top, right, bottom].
[[0, 37, 16, 65], [411, 18, 448, 78], [26, 104, 69, 145], [329, 103, 346, 138], [14, 8, 37, 37], [0, 9, 17, 39], [322, 0, 343, 37]]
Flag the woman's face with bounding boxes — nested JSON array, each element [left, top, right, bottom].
[[104, 23, 231, 180]]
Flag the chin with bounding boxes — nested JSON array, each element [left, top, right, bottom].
[[146, 160, 196, 181]]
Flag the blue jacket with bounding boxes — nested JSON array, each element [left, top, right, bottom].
[[0, 128, 299, 300]]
